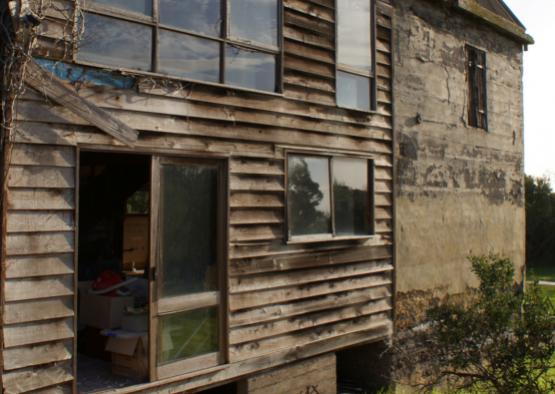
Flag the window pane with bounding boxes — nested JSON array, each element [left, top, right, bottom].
[[158, 30, 220, 82], [337, 71, 370, 111], [288, 156, 331, 237], [159, 163, 218, 298], [333, 158, 370, 235], [158, 307, 219, 364], [229, 0, 278, 46], [88, 0, 152, 15], [225, 46, 275, 92], [159, 0, 220, 37], [79, 13, 152, 71], [337, 0, 372, 72]]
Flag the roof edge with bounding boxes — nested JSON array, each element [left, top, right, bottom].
[[455, 0, 534, 45]]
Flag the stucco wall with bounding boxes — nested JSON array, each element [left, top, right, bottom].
[[393, 0, 526, 303]]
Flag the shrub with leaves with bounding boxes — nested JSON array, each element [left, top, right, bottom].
[[395, 255, 555, 393]]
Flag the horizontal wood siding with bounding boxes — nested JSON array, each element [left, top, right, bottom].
[[3, 141, 76, 392], [3, 0, 394, 391]]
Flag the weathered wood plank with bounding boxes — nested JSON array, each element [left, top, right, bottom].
[[230, 175, 284, 192], [230, 225, 283, 243], [10, 143, 75, 167], [3, 362, 73, 392], [4, 297, 74, 324], [7, 211, 74, 233], [26, 60, 139, 145], [6, 232, 74, 256], [14, 121, 278, 158], [4, 275, 73, 302], [230, 245, 392, 276], [230, 159, 284, 176], [245, 354, 335, 392], [3, 341, 73, 371], [230, 285, 391, 327], [230, 260, 393, 294], [229, 313, 391, 362], [8, 166, 75, 188], [230, 192, 284, 209], [3, 318, 74, 348], [229, 274, 392, 311], [230, 298, 392, 345], [8, 189, 74, 211], [6, 254, 74, 279], [230, 209, 283, 226]]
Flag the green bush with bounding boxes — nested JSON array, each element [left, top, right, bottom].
[[396, 255, 555, 393]]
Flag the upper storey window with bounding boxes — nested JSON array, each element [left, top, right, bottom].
[[78, 0, 281, 93], [466, 45, 488, 130], [336, 0, 376, 111]]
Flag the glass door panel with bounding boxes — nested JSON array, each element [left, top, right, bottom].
[[151, 157, 224, 380]]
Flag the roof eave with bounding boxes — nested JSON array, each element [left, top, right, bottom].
[[455, 0, 534, 45]]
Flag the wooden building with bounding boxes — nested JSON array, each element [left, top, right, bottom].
[[0, 0, 531, 392]]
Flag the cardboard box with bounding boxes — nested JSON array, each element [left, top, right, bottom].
[[106, 335, 148, 379], [80, 291, 134, 329]]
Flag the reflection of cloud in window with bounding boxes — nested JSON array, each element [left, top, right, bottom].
[[225, 46, 275, 91], [230, 0, 278, 46], [79, 13, 151, 70], [158, 31, 219, 81], [338, 0, 371, 71], [333, 158, 367, 190], [160, 0, 220, 37]]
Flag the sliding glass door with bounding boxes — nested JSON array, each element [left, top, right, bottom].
[[150, 156, 226, 380]]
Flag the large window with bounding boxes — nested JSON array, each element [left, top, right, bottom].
[[466, 45, 488, 130], [287, 153, 374, 241], [336, 0, 376, 111], [78, 0, 281, 93]]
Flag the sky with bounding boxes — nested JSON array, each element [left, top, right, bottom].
[[503, 1, 555, 184]]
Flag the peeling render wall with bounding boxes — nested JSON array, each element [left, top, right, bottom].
[[393, 0, 526, 308]]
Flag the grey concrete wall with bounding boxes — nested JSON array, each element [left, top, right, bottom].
[[393, 0, 526, 306]]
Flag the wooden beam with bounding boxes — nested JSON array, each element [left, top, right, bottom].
[[24, 60, 139, 146]]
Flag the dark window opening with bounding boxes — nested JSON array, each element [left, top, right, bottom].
[[287, 153, 374, 241], [337, 341, 392, 393], [467, 45, 488, 130]]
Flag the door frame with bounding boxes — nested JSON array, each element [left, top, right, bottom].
[[150, 155, 230, 380], [74, 146, 230, 386]]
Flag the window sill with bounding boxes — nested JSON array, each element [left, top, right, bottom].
[[286, 234, 375, 245], [337, 103, 379, 117], [72, 59, 285, 98]]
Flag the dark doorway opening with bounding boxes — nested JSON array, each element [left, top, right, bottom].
[[77, 151, 150, 392]]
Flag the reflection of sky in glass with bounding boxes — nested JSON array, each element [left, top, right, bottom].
[[158, 30, 220, 82], [337, 71, 370, 111], [333, 158, 369, 235], [337, 0, 371, 72], [333, 158, 367, 191], [230, 0, 278, 46], [225, 46, 275, 92], [160, 0, 220, 37], [89, 0, 152, 16], [79, 13, 152, 71]]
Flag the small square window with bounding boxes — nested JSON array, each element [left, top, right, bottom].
[[287, 154, 374, 241]]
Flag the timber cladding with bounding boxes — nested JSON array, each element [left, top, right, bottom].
[[2, 0, 393, 392]]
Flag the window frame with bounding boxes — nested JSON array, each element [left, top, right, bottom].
[[466, 44, 488, 130], [334, 0, 377, 112], [76, 0, 284, 94], [285, 150, 376, 244]]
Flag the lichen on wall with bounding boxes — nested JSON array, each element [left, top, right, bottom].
[[393, 0, 526, 301]]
